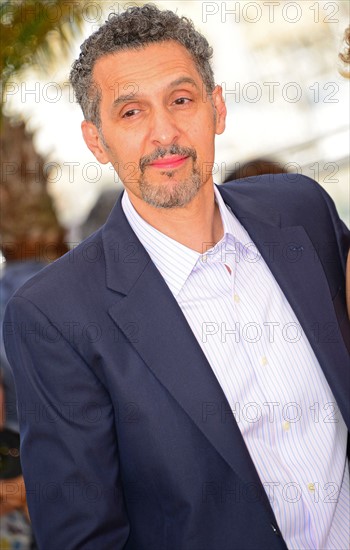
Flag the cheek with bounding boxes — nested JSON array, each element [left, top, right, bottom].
[[188, 110, 216, 139], [190, 119, 216, 153], [121, 162, 141, 186], [113, 143, 143, 186], [195, 133, 216, 174], [106, 138, 136, 166]]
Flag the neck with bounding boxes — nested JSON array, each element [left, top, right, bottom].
[[127, 184, 224, 254]]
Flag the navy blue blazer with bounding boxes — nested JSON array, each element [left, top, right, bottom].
[[4, 174, 350, 549]]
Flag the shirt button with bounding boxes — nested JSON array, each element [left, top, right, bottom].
[[260, 356, 268, 366], [282, 421, 290, 432], [307, 483, 315, 492], [202, 255, 208, 262], [234, 294, 240, 303], [270, 523, 280, 536]]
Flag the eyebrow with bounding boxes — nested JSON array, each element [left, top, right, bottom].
[[169, 77, 199, 90], [111, 77, 199, 109]]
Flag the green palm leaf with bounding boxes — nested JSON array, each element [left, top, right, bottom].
[[1, 0, 99, 90]]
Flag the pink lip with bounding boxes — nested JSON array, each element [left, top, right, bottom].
[[149, 155, 189, 169]]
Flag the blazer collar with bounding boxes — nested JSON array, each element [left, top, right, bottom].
[[101, 191, 151, 296], [101, 185, 280, 296]]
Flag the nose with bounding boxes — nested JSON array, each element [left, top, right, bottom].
[[149, 107, 181, 147]]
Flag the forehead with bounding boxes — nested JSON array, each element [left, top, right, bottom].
[[92, 40, 203, 99]]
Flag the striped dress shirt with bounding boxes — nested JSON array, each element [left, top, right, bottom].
[[122, 186, 349, 549]]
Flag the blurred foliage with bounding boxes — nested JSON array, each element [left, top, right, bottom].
[[0, 0, 95, 80], [0, 116, 68, 260], [339, 26, 350, 78], [0, 0, 99, 122], [0, 0, 102, 250]]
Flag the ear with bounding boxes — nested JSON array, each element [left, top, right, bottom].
[[212, 85, 227, 135], [81, 120, 110, 164]]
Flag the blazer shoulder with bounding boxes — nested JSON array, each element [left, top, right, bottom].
[[224, 173, 324, 198], [223, 173, 344, 222], [221, 174, 349, 270], [12, 228, 106, 310]]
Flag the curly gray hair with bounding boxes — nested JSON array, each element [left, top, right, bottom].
[[69, 3, 215, 128]]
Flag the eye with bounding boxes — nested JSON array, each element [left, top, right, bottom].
[[122, 109, 140, 118], [173, 97, 192, 106]]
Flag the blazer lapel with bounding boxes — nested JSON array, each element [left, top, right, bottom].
[[219, 185, 350, 426]]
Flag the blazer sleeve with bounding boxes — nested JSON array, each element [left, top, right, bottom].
[[3, 295, 130, 549]]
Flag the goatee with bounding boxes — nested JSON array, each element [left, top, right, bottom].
[[138, 144, 200, 209]]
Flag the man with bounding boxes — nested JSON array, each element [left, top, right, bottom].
[[3, 5, 350, 549]]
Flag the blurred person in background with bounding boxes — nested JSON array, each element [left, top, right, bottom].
[[79, 188, 121, 241], [222, 158, 290, 182], [0, 118, 68, 549], [3, 5, 350, 550]]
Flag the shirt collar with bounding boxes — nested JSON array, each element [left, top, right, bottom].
[[121, 185, 259, 297], [213, 185, 260, 264]]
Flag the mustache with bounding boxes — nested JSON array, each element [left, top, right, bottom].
[[139, 144, 197, 172]]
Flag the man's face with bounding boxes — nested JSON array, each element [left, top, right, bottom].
[[82, 41, 226, 209]]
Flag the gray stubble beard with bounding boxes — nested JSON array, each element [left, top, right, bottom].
[[99, 134, 202, 208], [138, 164, 201, 209], [138, 144, 201, 209]]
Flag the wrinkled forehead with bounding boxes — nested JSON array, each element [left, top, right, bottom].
[[92, 41, 205, 102]]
